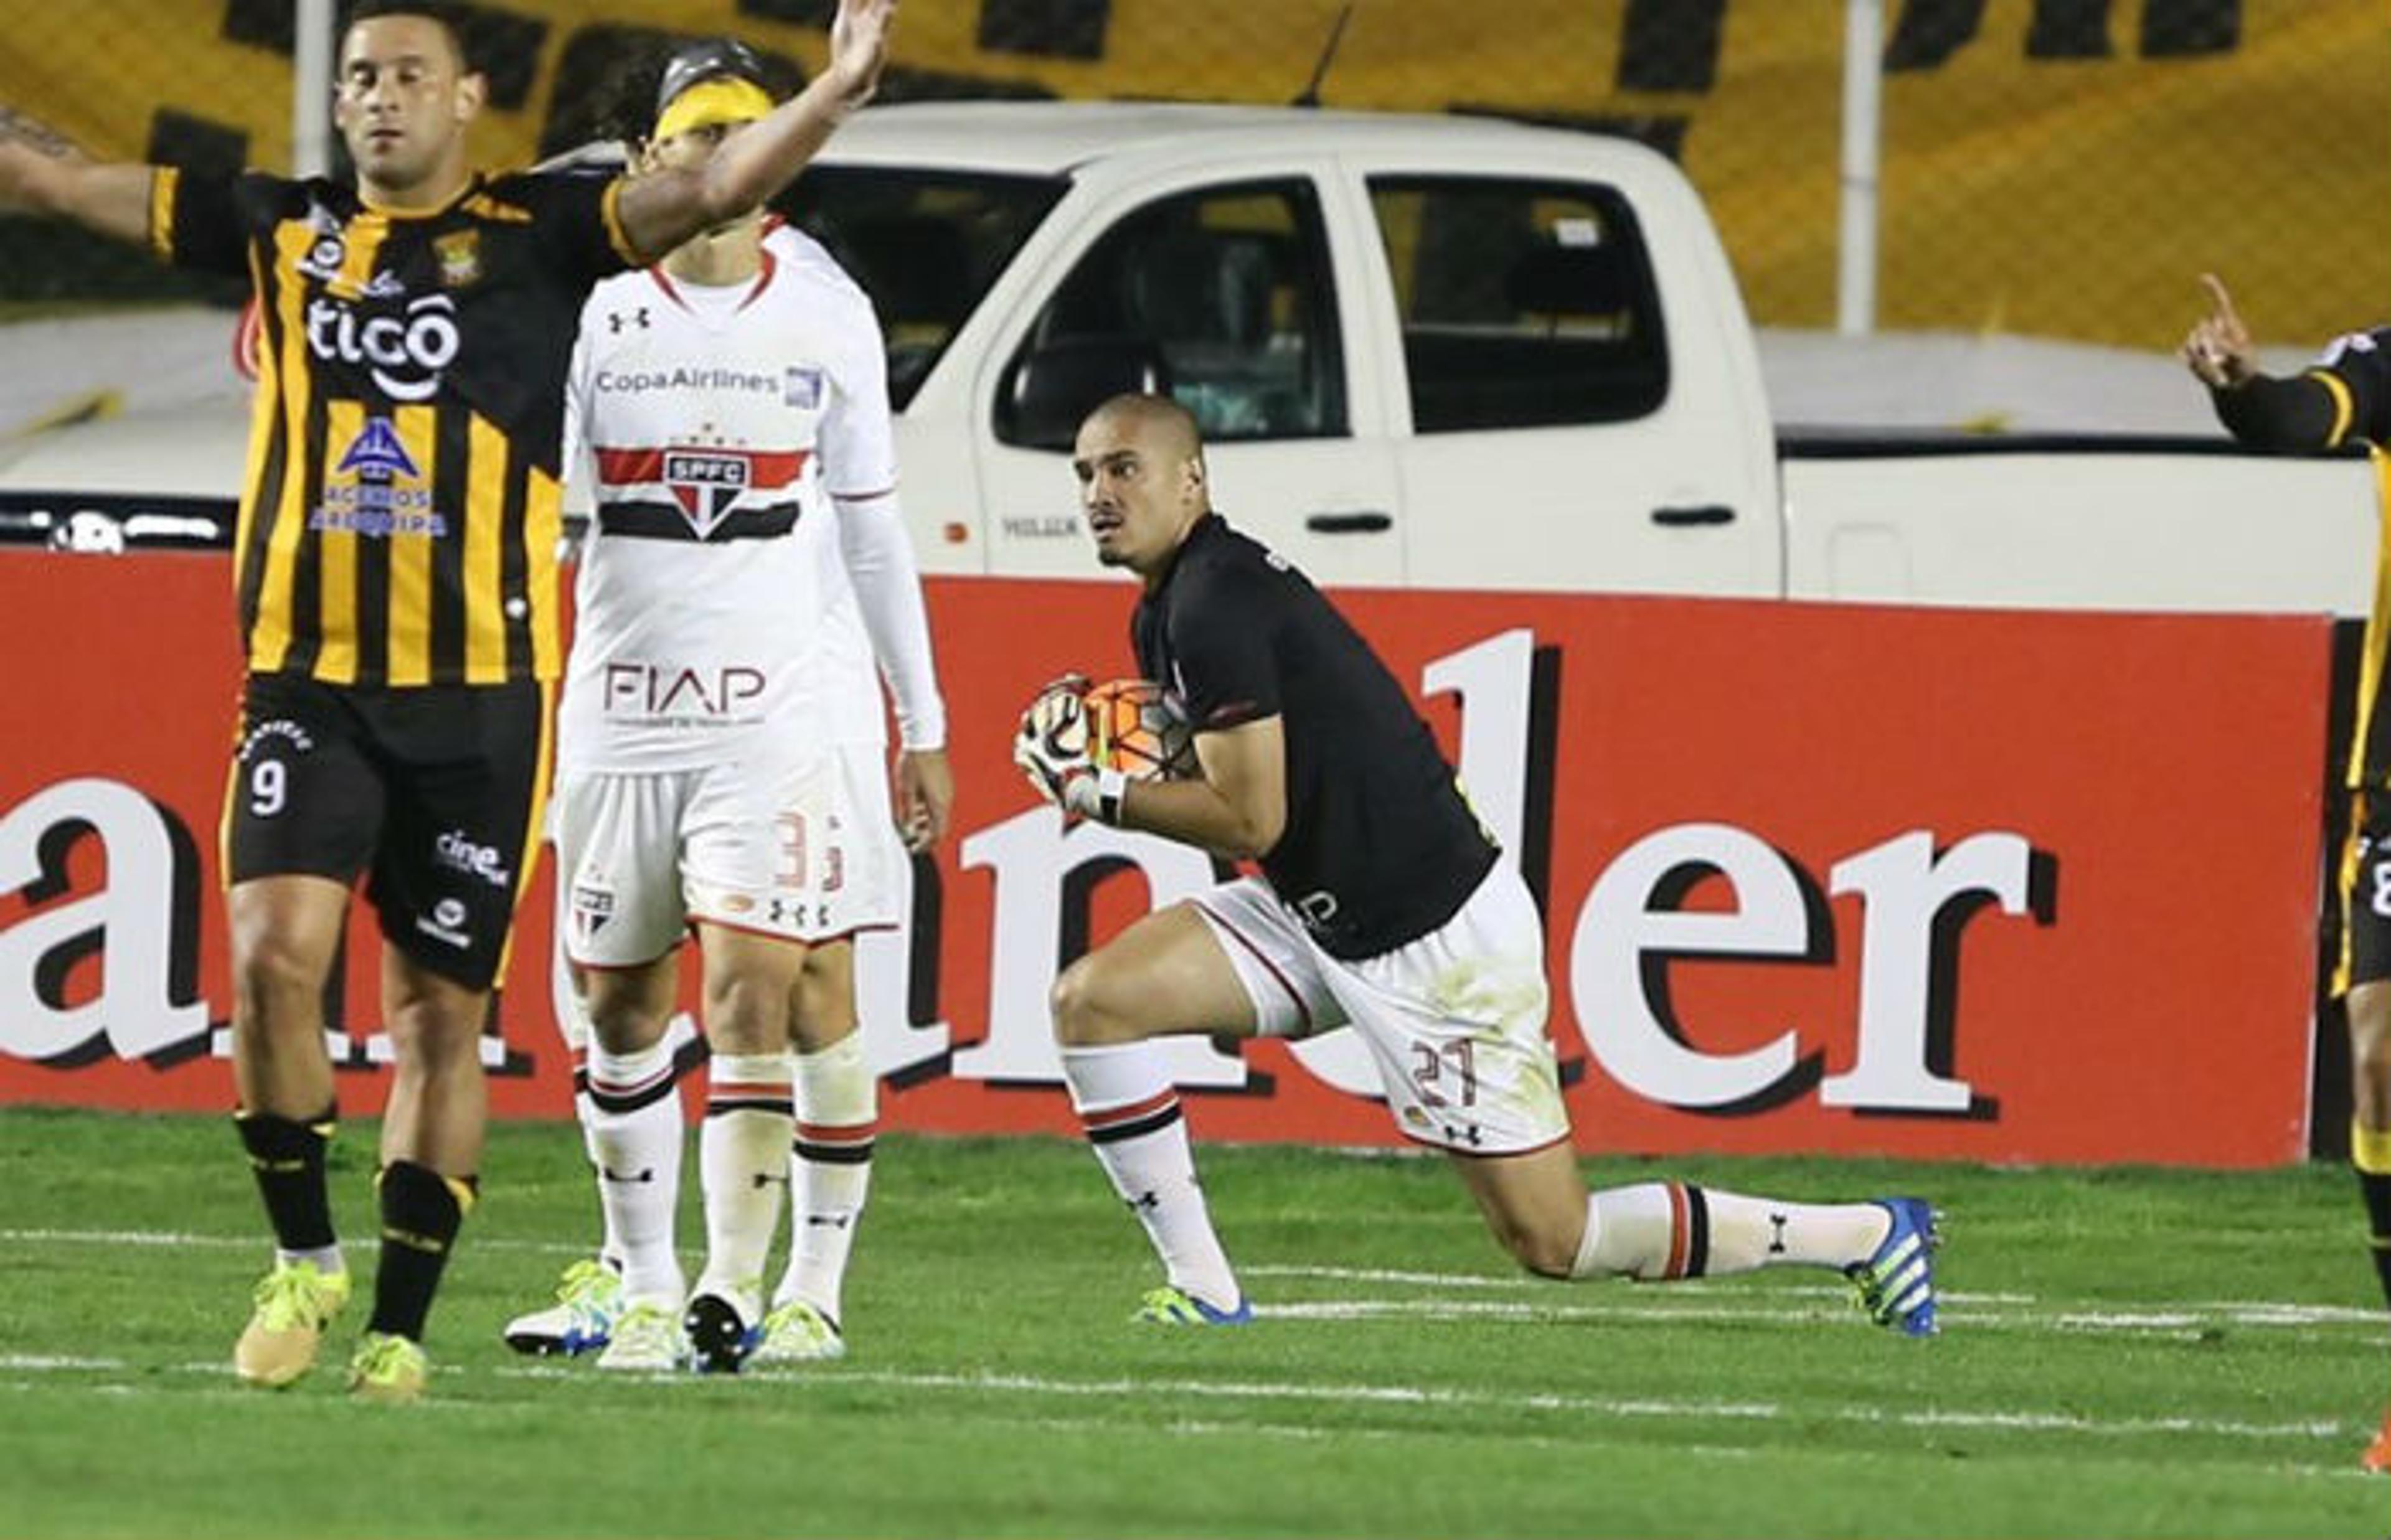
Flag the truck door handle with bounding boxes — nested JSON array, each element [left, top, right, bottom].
[[1651, 504, 1736, 527], [1306, 510, 1393, 534]]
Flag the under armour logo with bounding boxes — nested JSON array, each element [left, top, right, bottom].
[[599, 1165, 653, 1185], [608, 306, 651, 333], [805, 1214, 854, 1229], [1126, 1191, 1161, 1212], [752, 1170, 793, 1190], [1768, 1213, 1789, 1255], [1443, 1123, 1483, 1147]]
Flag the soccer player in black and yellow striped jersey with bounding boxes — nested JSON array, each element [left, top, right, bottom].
[[2187, 271, 2391, 1475], [0, 0, 897, 1402]]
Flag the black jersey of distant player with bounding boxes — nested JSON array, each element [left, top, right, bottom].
[[1133, 513, 1498, 960], [154, 166, 638, 687], [2279, 326, 2391, 789]]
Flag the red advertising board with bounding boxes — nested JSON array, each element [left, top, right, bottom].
[[0, 551, 2331, 1166]]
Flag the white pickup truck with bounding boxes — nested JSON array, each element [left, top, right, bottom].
[[808, 102, 2379, 617], [0, 101, 2376, 617]]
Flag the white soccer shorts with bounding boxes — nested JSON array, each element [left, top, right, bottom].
[[1189, 863, 1571, 1155], [557, 743, 903, 968]]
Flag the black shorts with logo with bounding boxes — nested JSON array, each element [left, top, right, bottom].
[[225, 672, 551, 990], [2339, 791, 2391, 995]]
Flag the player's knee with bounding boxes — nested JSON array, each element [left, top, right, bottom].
[[382, 994, 485, 1068], [229, 931, 329, 1020], [1049, 954, 1133, 1048], [2353, 1015, 2391, 1091], [1491, 1219, 1578, 1280], [704, 975, 786, 1057], [583, 992, 667, 1058]]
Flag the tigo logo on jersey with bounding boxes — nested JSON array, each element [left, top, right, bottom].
[[306, 292, 460, 402], [784, 366, 823, 409]]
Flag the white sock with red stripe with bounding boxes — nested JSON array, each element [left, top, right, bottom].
[[550, 956, 621, 1270], [694, 1053, 794, 1314], [1571, 1182, 1891, 1280], [1060, 1042, 1241, 1312], [773, 1032, 875, 1323], [585, 1033, 687, 1307]]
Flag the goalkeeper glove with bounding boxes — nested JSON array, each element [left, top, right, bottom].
[[1013, 674, 1126, 825]]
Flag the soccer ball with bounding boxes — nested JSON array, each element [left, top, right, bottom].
[[1083, 678, 1196, 781]]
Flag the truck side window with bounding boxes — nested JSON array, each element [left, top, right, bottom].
[[999, 179, 1347, 449], [781, 168, 1066, 410], [1368, 177, 1669, 433]]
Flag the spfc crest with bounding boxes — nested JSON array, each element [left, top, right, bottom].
[[570, 882, 615, 942], [663, 448, 754, 539]]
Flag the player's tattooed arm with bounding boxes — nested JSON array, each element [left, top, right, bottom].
[[0, 111, 152, 243]]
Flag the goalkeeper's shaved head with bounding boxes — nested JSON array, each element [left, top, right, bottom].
[[1088, 393, 1205, 476], [1073, 392, 1213, 585]]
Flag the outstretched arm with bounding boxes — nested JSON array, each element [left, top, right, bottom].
[[2182, 272, 2346, 451], [613, 0, 894, 263], [0, 127, 155, 246]]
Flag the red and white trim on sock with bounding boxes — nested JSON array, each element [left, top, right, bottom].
[[1079, 1088, 1184, 1147]]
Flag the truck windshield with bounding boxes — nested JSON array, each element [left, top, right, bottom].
[[776, 167, 1066, 410]]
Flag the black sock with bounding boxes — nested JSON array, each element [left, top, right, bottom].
[[234, 1107, 338, 1253], [2358, 1169, 2391, 1313], [368, 1162, 476, 1341]]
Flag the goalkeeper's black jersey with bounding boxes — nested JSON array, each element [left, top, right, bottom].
[[2210, 327, 2391, 789], [1131, 513, 1497, 960], [153, 165, 638, 687]]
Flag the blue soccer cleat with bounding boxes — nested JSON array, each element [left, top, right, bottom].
[[1847, 1197, 1940, 1338], [1133, 1284, 1254, 1326]]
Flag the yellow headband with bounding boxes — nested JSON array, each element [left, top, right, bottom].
[[654, 77, 775, 143]]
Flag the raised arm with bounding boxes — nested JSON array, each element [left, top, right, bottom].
[[0, 130, 156, 246], [2183, 271, 2348, 451], [613, 0, 894, 263]]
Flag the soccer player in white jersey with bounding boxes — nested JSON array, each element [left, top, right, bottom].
[[534, 40, 949, 1374]]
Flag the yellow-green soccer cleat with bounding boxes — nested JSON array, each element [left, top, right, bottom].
[[595, 1303, 683, 1373], [752, 1298, 847, 1366], [232, 1260, 352, 1388], [1132, 1284, 1253, 1326], [347, 1331, 430, 1404]]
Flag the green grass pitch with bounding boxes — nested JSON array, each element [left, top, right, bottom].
[[1, 1106, 2385, 1538]]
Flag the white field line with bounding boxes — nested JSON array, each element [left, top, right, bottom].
[[3, 1356, 2374, 1475], [0, 1227, 579, 1256], [4, 1228, 2380, 1339], [1260, 1297, 2379, 1342], [511, 1363, 2374, 1453]]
